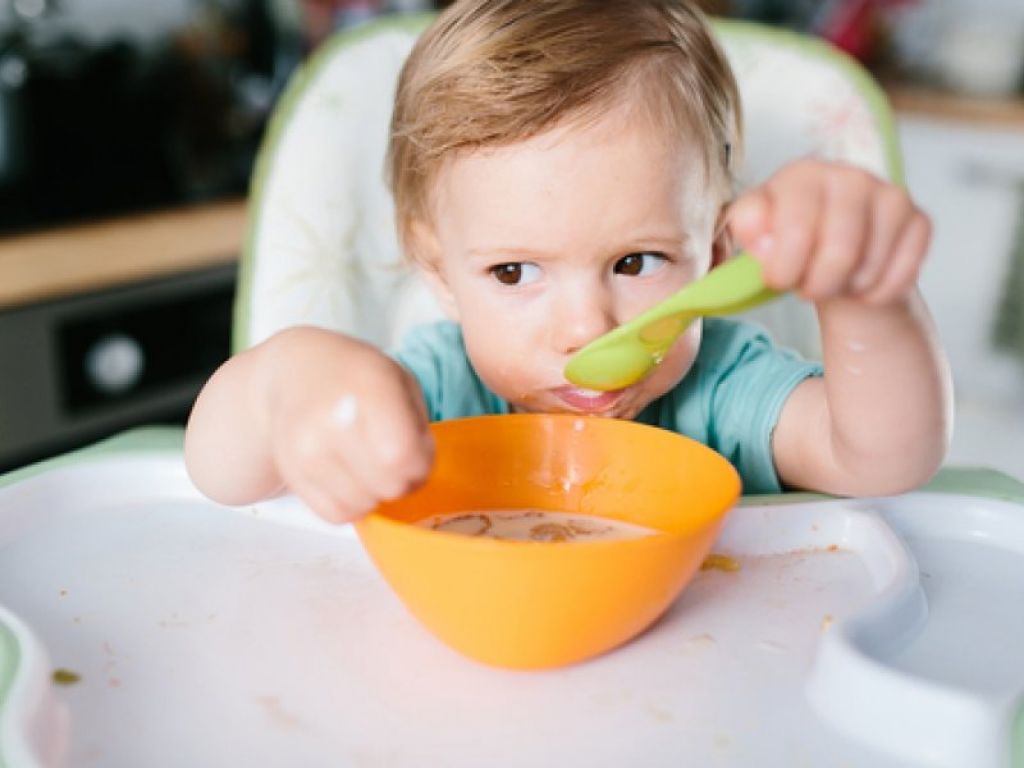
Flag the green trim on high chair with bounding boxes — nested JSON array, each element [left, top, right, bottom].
[[710, 18, 904, 186], [231, 13, 904, 354], [0, 427, 185, 491], [1015, 699, 1024, 768], [0, 621, 18, 768], [740, 467, 1024, 507], [1014, 700, 1024, 768]]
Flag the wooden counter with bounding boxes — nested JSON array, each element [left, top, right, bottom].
[[2, 85, 1021, 312], [0, 199, 247, 310]]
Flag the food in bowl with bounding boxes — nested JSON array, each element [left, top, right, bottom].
[[418, 509, 658, 542]]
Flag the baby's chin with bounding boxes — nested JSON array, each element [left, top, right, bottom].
[[482, 356, 693, 420], [508, 391, 654, 421]]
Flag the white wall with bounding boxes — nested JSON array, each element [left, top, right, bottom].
[[901, 116, 1024, 480]]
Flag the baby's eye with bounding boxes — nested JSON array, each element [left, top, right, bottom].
[[614, 252, 667, 277], [490, 262, 541, 286]]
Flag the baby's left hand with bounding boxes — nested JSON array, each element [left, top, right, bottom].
[[727, 159, 931, 305]]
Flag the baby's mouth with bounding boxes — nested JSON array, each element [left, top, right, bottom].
[[550, 386, 626, 414]]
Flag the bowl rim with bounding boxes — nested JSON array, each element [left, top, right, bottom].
[[358, 413, 741, 545]]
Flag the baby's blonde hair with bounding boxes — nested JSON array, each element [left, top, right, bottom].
[[387, 0, 741, 261]]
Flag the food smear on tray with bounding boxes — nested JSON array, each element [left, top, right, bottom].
[[418, 509, 658, 542], [700, 553, 741, 572]]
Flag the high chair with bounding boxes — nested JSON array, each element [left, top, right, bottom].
[[234, 15, 901, 360], [1, 14, 1022, 768]]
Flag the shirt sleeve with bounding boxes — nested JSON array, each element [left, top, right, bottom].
[[700, 320, 823, 494], [390, 321, 507, 421]]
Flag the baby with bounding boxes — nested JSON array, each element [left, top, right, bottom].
[[185, 0, 953, 523]]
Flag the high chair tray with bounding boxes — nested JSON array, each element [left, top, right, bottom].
[[1, 435, 1022, 768]]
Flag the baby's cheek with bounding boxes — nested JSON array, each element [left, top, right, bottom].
[[461, 334, 529, 398]]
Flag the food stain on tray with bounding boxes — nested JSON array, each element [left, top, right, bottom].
[[52, 668, 81, 686], [700, 553, 741, 572]]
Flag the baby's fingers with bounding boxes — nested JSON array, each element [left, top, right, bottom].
[[767, 163, 828, 293], [727, 187, 772, 259], [801, 167, 872, 299], [851, 185, 917, 295], [279, 444, 379, 524], [295, 465, 378, 524], [355, 368, 434, 495], [860, 211, 931, 305], [735, 162, 824, 291]]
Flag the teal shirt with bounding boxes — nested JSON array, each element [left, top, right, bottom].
[[394, 319, 822, 494]]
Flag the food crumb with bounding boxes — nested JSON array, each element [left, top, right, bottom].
[[701, 553, 741, 572], [52, 669, 81, 686], [646, 702, 673, 723], [681, 633, 717, 654], [820, 614, 833, 632], [754, 639, 786, 654], [826, 544, 839, 552]]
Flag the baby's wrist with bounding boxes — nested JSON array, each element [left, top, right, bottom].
[[815, 290, 931, 343], [815, 289, 916, 317]]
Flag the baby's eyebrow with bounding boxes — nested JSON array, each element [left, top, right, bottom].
[[627, 235, 690, 251], [469, 235, 690, 257], [467, 245, 555, 261]]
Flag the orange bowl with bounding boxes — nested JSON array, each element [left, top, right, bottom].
[[354, 413, 740, 669]]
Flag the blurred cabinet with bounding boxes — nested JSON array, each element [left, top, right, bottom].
[[899, 114, 1024, 476], [901, 116, 1024, 398], [0, 202, 244, 471], [0, 265, 235, 472]]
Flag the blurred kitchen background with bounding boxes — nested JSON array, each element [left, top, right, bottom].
[[1, 0, 1022, 480]]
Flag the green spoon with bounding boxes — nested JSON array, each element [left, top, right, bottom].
[[564, 252, 779, 391]]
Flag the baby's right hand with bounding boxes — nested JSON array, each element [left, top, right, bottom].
[[264, 327, 434, 523]]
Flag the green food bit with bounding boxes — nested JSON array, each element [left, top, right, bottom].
[[52, 668, 81, 686]]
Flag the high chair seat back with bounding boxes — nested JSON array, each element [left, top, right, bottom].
[[234, 15, 901, 359]]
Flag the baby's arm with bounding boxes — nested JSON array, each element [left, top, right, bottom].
[[184, 326, 434, 522], [729, 159, 953, 496]]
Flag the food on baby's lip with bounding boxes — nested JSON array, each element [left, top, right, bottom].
[[418, 509, 658, 542], [700, 553, 741, 572]]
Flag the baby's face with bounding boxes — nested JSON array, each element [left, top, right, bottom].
[[421, 104, 721, 419]]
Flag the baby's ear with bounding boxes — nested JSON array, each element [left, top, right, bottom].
[[408, 220, 460, 322]]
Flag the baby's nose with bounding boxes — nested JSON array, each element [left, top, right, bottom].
[[552, 289, 617, 356]]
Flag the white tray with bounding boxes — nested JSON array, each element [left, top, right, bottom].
[[1, 444, 1023, 768]]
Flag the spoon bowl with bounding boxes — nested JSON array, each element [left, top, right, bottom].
[[565, 252, 779, 390]]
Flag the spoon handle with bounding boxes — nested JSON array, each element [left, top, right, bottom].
[[654, 252, 777, 319], [617, 252, 777, 335]]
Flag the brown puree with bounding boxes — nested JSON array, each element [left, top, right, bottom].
[[417, 509, 658, 542]]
